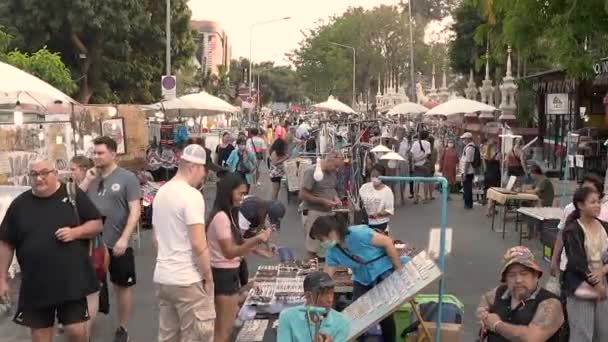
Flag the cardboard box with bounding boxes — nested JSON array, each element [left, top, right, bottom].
[[417, 322, 461, 342]]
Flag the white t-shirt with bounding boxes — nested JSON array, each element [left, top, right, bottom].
[[410, 139, 431, 167], [153, 180, 206, 285], [557, 202, 608, 271], [359, 182, 394, 225]]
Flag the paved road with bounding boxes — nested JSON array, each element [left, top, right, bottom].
[[1, 178, 548, 341]]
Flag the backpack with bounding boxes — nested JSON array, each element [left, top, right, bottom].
[[471, 144, 482, 169]]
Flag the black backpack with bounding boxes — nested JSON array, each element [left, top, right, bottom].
[[471, 144, 482, 169]]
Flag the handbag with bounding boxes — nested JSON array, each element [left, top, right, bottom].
[[574, 281, 600, 299], [66, 181, 109, 282]]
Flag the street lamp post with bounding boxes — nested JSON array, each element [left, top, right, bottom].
[[166, 0, 171, 76], [399, 0, 416, 102], [407, 0, 416, 102], [248, 17, 292, 101], [330, 42, 356, 108]]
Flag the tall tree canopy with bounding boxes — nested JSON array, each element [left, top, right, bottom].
[[290, 5, 422, 104], [1, 0, 195, 104], [0, 26, 77, 96], [449, 0, 608, 80]]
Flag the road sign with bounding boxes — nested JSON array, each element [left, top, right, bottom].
[[161, 75, 177, 100]]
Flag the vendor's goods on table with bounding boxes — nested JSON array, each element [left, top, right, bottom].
[[245, 259, 319, 307]]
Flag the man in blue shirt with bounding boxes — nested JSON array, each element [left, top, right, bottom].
[[278, 271, 350, 342]]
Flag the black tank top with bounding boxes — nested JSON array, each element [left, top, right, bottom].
[[487, 285, 560, 342]]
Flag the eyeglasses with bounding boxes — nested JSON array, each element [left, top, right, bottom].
[[28, 169, 56, 179]]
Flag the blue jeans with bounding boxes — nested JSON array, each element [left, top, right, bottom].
[[463, 174, 474, 208]]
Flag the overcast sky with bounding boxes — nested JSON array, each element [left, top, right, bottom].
[[188, 0, 404, 64]]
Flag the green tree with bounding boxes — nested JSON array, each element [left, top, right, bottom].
[[3, 0, 195, 104], [290, 5, 416, 104], [0, 27, 77, 96], [449, 0, 485, 75]]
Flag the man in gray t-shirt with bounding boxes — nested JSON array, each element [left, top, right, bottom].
[[87, 167, 141, 248], [80, 136, 141, 342], [299, 152, 343, 258]]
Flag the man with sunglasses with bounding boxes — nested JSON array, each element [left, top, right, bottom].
[[0, 159, 103, 342], [277, 271, 350, 342], [80, 136, 141, 342]]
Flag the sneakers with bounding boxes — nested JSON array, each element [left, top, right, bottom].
[[114, 326, 129, 342]]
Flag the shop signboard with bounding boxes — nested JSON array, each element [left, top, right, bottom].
[[593, 59, 608, 75], [546, 93, 569, 115]]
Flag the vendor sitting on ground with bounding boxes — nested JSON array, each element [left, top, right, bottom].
[[525, 165, 555, 207], [278, 271, 350, 342], [476, 246, 564, 342]]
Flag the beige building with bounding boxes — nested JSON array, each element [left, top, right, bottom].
[[191, 20, 231, 76]]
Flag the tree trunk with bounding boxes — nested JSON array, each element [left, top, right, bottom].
[[71, 33, 94, 103]]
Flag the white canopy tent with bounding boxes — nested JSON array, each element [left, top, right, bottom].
[[0, 61, 77, 107], [424, 98, 497, 116], [144, 91, 239, 116], [312, 96, 356, 114], [387, 102, 428, 116]]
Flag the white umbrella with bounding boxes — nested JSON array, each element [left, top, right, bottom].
[[425, 98, 497, 116], [144, 91, 238, 116], [312, 96, 355, 114], [370, 144, 392, 153], [0, 61, 76, 106], [387, 102, 428, 116]]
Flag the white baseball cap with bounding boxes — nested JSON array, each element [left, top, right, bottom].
[[460, 132, 473, 139], [181, 144, 206, 165]]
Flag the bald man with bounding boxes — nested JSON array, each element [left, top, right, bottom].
[[0, 159, 103, 342]]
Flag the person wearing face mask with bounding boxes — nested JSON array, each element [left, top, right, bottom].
[[215, 132, 235, 166], [439, 139, 459, 200], [309, 215, 407, 342], [277, 271, 350, 342], [359, 164, 394, 234], [227, 137, 257, 193]]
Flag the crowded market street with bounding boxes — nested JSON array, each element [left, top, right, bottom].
[[1, 173, 549, 341], [1, 1, 607, 341]]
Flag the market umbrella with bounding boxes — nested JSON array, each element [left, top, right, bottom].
[[425, 98, 497, 116], [312, 96, 355, 114], [0, 61, 77, 107], [144, 91, 239, 116], [387, 102, 428, 116]]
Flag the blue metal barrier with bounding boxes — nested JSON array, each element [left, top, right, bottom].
[[379, 175, 449, 342]]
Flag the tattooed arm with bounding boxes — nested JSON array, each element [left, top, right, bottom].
[[476, 287, 497, 321], [489, 298, 564, 342]]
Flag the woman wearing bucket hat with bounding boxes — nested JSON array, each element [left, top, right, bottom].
[[476, 246, 563, 342]]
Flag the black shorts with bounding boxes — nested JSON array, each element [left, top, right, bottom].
[[368, 222, 389, 234], [14, 297, 89, 329], [212, 267, 241, 296], [108, 247, 136, 287], [270, 176, 282, 183]]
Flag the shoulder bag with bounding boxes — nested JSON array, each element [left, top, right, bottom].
[[66, 181, 109, 282]]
